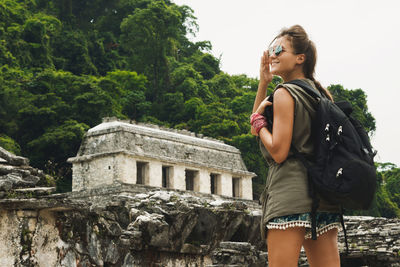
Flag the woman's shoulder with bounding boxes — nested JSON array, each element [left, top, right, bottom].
[[274, 79, 317, 110], [275, 79, 315, 95]]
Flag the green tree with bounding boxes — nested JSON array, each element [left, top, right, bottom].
[[170, 63, 204, 100], [191, 52, 220, 80], [0, 66, 23, 136], [101, 70, 150, 120], [376, 186, 400, 218], [27, 120, 88, 168], [10, 69, 119, 168], [195, 102, 240, 139], [382, 163, 400, 210], [206, 73, 240, 100], [157, 92, 185, 123], [230, 92, 256, 115], [183, 97, 204, 117], [0, 134, 21, 155], [328, 84, 376, 135], [52, 29, 97, 74], [120, 0, 183, 101], [22, 14, 61, 67]]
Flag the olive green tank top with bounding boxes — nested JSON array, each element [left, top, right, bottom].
[[258, 79, 340, 238]]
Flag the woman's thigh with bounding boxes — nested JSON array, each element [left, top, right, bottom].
[[266, 227, 305, 267], [302, 228, 340, 267]]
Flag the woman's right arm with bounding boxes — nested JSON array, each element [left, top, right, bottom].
[[252, 51, 273, 113]]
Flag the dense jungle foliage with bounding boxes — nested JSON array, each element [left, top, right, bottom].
[[0, 0, 399, 217]]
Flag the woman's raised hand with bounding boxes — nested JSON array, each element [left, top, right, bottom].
[[250, 97, 272, 136], [259, 51, 273, 86], [255, 96, 272, 115]]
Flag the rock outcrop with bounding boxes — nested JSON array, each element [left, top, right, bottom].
[[0, 185, 265, 266], [1, 184, 400, 266], [339, 216, 400, 267], [0, 147, 55, 198]]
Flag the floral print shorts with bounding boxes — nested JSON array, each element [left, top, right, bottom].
[[266, 212, 342, 239]]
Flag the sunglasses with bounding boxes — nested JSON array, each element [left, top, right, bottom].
[[268, 45, 284, 57]]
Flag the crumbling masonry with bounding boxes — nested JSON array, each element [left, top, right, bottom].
[[68, 118, 255, 200]]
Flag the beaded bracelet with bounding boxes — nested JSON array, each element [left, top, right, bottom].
[[250, 113, 267, 134]]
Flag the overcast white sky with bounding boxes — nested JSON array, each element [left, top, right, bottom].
[[173, 0, 400, 166]]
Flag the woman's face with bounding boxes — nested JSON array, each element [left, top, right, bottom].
[[269, 37, 300, 78]]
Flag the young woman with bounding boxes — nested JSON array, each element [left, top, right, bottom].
[[250, 25, 342, 267]]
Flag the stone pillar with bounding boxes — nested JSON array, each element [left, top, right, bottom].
[[241, 177, 253, 200], [198, 169, 211, 194], [114, 154, 136, 184], [171, 165, 186, 190], [220, 173, 233, 197], [211, 173, 223, 195], [161, 165, 173, 188], [193, 170, 200, 192], [71, 163, 84, 191], [148, 161, 162, 187]]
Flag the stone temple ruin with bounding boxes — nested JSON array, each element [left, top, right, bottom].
[[68, 118, 255, 200]]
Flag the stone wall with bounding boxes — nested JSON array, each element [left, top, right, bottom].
[[0, 185, 264, 267], [1, 184, 400, 267]]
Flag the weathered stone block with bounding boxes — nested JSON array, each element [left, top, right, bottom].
[[0, 146, 29, 166]]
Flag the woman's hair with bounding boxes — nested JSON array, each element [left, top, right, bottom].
[[272, 25, 333, 101]]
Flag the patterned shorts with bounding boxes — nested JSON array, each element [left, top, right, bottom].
[[266, 212, 342, 239]]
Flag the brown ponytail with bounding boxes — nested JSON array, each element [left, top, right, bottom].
[[272, 25, 333, 101], [310, 78, 333, 102]]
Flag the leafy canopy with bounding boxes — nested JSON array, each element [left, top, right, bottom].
[[1, 0, 396, 218]]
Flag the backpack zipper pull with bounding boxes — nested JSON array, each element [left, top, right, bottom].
[[325, 123, 330, 142], [336, 168, 343, 177], [337, 126, 343, 136]]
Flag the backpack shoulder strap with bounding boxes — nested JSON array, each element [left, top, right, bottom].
[[285, 79, 322, 99], [285, 79, 323, 241]]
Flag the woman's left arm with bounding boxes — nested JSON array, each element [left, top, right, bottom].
[[257, 87, 294, 164]]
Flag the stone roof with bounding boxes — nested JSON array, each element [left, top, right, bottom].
[[68, 119, 255, 177]]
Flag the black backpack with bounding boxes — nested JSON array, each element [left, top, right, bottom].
[[264, 79, 377, 250]]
